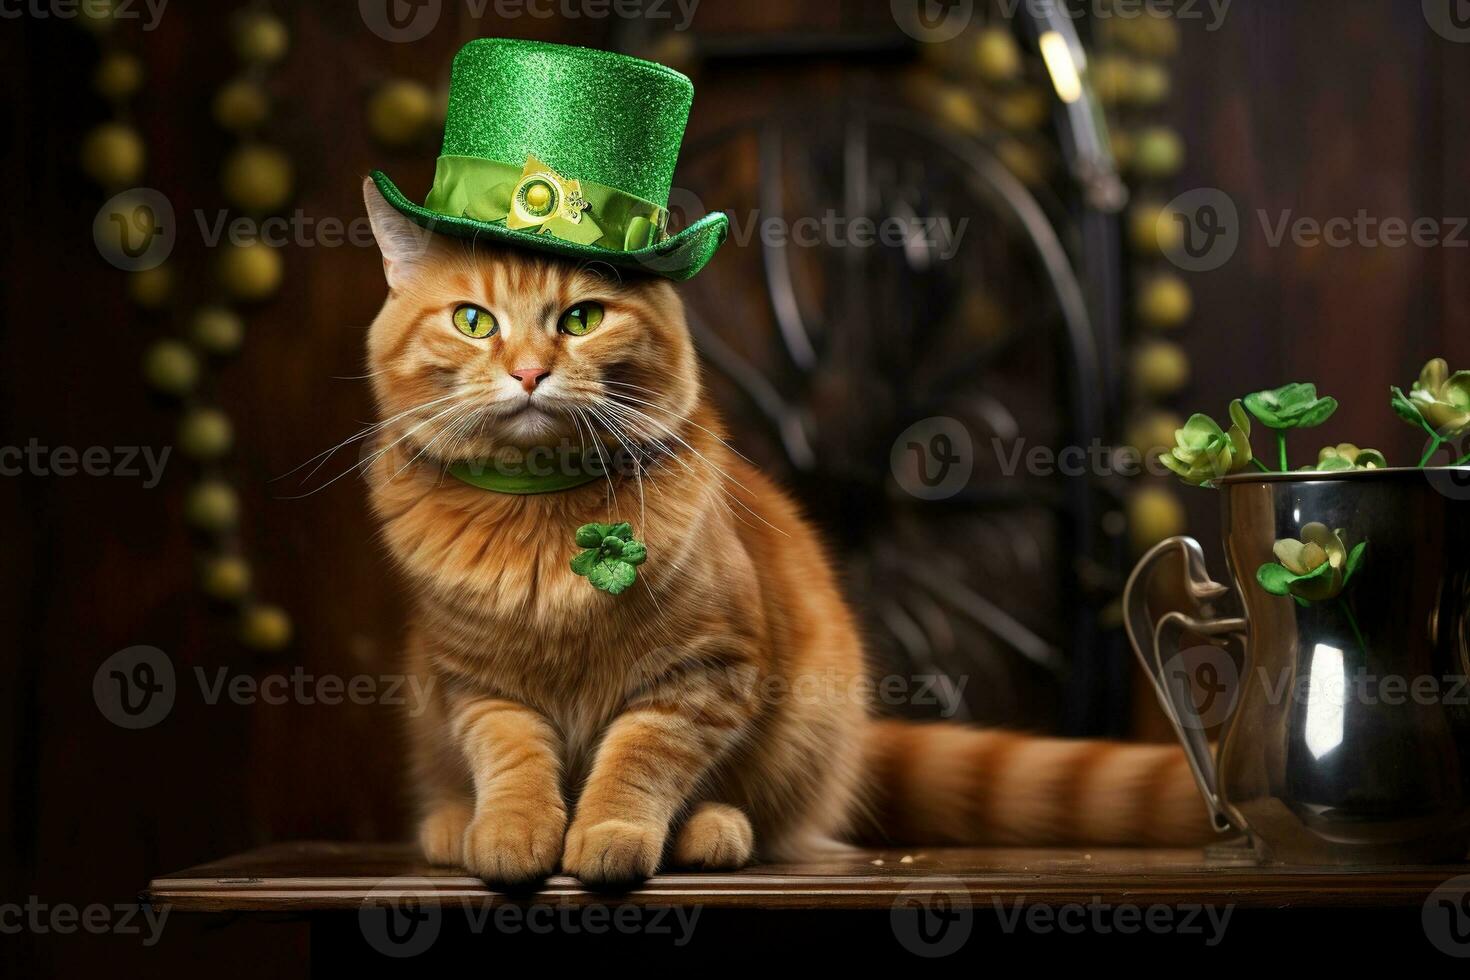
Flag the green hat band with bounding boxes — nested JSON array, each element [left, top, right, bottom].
[[424, 153, 670, 252]]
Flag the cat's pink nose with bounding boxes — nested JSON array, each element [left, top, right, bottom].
[[510, 366, 550, 393]]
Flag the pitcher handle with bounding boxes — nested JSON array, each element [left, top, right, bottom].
[[1123, 536, 1248, 835]]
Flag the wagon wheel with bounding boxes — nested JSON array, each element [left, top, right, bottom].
[[671, 96, 1116, 730]]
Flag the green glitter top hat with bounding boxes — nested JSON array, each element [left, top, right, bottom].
[[371, 38, 727, 281]]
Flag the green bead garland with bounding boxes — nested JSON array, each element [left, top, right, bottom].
[[1104, 5, 1191, 554], [79, 3, 293, 650]]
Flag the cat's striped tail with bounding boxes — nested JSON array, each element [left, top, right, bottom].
[[858, 719, 1215, 846]]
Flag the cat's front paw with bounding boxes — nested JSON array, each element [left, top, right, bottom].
[[418, 801, 473, 866], [461, 805, 567, 886], [670, 803, 754, 870], [562, 818, 666, 886]]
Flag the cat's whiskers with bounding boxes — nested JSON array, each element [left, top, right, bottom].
[[280, 391, 465, 485], [593, 401, 686, 479], [584, 403, 656, 531], [568, 388, 684, 467], [354, 400, 476, 486], [589, 401, 664, 477], [281, 397, 475, 498], [566, 406, 591, 464], [598, 381, 752, 463], [601, 395, 752, 492], [601, 396, 784, 536], [555, 383, 686, 478], [396, 403, 479, 482], [573, 405, 620, 511], [595, 401, 701, 533], [598, 405, 777, 540], [577, 408, 676, 618], [564, 384, 758, 537], [437, 407, 492, 486], [574, 405, 654, 530]]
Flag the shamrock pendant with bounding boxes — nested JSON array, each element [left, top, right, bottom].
[[570, 522, 647, 595]]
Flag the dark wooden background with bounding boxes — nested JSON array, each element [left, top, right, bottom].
[[2, 1, 1468, 974]]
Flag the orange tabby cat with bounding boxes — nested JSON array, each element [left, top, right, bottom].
[[361, 180, 1211, 886]]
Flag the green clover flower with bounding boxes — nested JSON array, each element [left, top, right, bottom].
[[570, 522, 647, 595], [1309, 443, 1388, 472], [1393, 358, 1470, 466], [1409, 357, 1470, 437], [1243, 382, 1338, 430], [1159, 399, 1254, 487], [1256, 523, 1366, 603]]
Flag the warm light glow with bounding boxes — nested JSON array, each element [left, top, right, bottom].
[[1040, 31, 1083, 104], [1305, 643, 1345, 759]]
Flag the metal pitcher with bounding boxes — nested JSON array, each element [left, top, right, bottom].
[[1124, 468, 1470, 864]]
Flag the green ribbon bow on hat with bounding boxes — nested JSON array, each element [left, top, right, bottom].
[[425, 154, 670, 250]]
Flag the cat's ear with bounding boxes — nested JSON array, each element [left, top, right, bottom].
[[363, 177, 436, 289]]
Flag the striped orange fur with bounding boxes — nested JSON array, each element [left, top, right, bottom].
[[360, 180, 1214, 885]]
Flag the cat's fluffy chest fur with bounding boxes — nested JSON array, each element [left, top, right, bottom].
[[367, 432, 786, 787], [368, 413, 875, 868]]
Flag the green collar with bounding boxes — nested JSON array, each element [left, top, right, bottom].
[[448, 460, 603, 495]]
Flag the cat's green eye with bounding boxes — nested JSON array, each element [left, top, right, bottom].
[[452, 304, 497, 339], [558, 301, 605, 337]]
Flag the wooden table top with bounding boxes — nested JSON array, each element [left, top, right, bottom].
[[145, 841, 1470, 912]]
